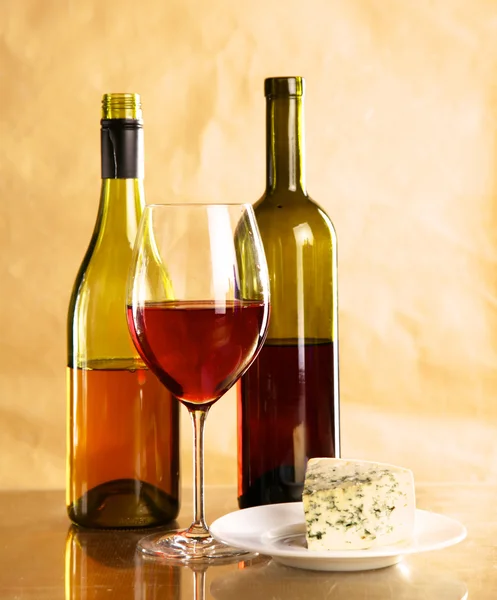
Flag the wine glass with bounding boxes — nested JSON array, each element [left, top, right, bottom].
[[126, 203, 270, 562]]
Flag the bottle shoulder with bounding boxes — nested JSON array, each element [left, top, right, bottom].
[[70, 202, 143, 302], [68, 245, 134, 318], [254, 192, 337, 242], [67, 238, 139, 362]]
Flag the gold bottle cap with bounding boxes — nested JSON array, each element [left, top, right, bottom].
[[101, 93, 142, 120]]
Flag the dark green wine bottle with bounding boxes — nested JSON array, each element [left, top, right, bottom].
[[237, 77, 340, 508], [67, 94, 180, 528]]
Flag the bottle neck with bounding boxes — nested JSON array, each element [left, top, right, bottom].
[[97, 179, 145, 241], [97, 119, 145, 243], [266, 96, 306, 195], [101, 119, 144, 179]]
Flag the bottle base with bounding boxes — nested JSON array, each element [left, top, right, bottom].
[[68, 478, 180, 529], [238, 466, 304, 509]]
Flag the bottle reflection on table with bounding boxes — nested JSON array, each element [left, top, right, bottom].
[[64, 525, 181, 600]]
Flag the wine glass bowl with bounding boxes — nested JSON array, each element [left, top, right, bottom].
[[126, 203, 270, 562]]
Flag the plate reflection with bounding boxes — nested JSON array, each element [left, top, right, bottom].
[[210, 558, 468, 600]]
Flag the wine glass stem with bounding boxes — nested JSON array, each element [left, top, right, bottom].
[[187, 408, 210, 538]]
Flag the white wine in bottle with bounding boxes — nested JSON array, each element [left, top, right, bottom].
[[67, 93, 180, 528]]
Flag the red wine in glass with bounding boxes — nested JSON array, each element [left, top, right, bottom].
[[127, 300, 267, 410]]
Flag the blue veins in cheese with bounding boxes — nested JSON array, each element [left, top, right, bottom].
[[303, 458, 416, 551]]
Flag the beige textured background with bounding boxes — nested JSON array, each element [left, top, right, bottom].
[[1, 0, 497, 490]]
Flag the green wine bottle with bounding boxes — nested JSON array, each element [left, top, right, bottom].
[[67, 93, 180, 528], [238, 77, 340, 508]]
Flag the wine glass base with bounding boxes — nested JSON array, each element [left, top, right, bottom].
[[137, 529, 252, 563]]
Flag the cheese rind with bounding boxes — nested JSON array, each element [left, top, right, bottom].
[[303, 458, 416, 551]]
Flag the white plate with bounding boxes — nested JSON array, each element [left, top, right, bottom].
[[210, 503, 467, 572]]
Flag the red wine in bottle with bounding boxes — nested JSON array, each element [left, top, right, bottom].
[[237, 77, 340, 508]]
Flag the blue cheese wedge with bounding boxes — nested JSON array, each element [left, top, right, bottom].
[[303, 458, 415, 551]]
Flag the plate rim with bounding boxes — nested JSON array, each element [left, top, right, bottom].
[[210, 503, 467, 560]]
